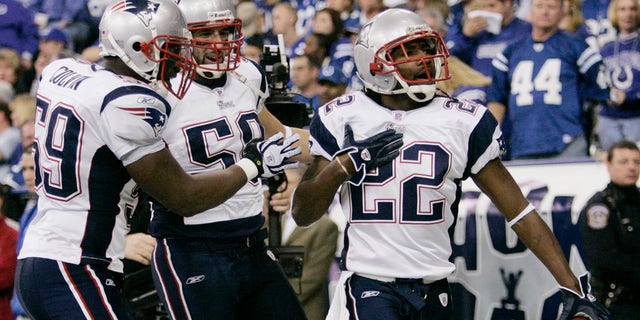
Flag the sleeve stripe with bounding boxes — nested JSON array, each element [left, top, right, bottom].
[[577, 47, 602, 74], [492, 53, 509, 72]]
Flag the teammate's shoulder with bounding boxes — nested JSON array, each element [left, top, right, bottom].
[[236, 57, 267, 79]]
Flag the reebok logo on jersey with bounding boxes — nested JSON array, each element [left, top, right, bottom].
[[105, 279, 116, 287], [186, 275, 205, 284], [361, 291, 380, 298]]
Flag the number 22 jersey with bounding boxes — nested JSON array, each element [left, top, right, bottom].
[[309, 91, 504, 280]]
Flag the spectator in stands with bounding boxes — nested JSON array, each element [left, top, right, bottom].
[[437, 56, 491, 104], [582, 0, 616, 50], [356, 0, 387, 26], [560, 0, 591, 42], [9, 146, 36, 320], [19, 27, 76, 95], [596, 0, 640, 152], [487, 0, 619, 159], [446, 0, 531, 78], [4, 95, 36, 194], [311, 8, 355, 84], [0, 102, 19, 181], [28, 0, 93, 53], [0, 48, 23, 97], [578, 140, 640, 319], [243, 36, 265, 63], [0, 0, 39, 70], [0, 186, 18, 320], [317, 64, 348, 106], [291, 54, 322, 110], [264, 166, 339, 320], [303, 32, 331, 68], [326, 0, 361, 36], [265, 2, 306, 58]]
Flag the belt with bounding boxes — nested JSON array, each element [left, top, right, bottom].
[[355, 272, 436, 285], [208, 228, 268, 248]]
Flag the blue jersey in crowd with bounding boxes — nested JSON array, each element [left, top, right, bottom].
[[487, 30, 610, 158], [599, 32, 640, 119], [0, 0, 39, 61], [445, 17, 531, 77]]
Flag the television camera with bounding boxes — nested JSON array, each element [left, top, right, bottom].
[[259, 37, 308, 290]]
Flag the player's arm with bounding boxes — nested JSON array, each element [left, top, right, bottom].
[[127, 147, 250, 217], [471, 158, 581, 292], [259, 106, 311, 163], [292, 154, 353, 227], [487, 102, 506, 124]]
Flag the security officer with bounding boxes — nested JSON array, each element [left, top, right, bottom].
[[579, 140, 640, 319]]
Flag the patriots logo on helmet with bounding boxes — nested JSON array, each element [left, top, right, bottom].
[[110, 0, 160, 27], [118, 106, 166, 135]]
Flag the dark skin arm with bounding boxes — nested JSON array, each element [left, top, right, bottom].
[[127, 147, 249, 217], [292, 154, 353, 226], [472, 158, 581, 293]]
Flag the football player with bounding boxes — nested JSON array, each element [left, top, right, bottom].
[[148, 0, 309, 318], [14, 0, 299, 318], [291, 8, 609, 320]]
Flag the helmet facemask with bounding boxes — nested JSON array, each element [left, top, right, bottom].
[[140, 34, 196, 99], [98, 0, 196, 99], [371, 30, 451, 102], [188, 16, 244, 79]]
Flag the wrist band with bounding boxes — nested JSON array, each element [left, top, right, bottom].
[[335, 156, 351, 177], [236, 158, 259, 180], [508, 203, 535, 228], [284, 125, 293, 138]]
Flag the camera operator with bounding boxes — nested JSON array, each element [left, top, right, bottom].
[[264, 166, 338, 320]]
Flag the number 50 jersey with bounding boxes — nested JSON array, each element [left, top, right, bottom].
[[309, 91, 504, 281]]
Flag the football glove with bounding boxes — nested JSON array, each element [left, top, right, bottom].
[[558, 273, 610, 320], [242, 132, 301, 178], [339, 124, 403, 185]]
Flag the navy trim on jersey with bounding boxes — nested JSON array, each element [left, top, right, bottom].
[[80, 146, 130, 266], [309, 115, 340, 157], [339, 223, 351, 271], [245, 58, 269, 109], [245, 58, 268, 95], [149, 200, 265, 239], [463, 111, 499, 180], [100, 85, 172, 116]]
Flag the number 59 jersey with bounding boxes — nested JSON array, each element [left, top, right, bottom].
[[309, 91, 504, 280], [19, 58, 171, 273]]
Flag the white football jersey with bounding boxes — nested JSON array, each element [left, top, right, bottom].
[[149, 58, 269, 238], [309, 91, 503, 280], [18, 58, 170, 272]]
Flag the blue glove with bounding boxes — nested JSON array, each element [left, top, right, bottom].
[[340, 124, 403, 185], [242, 132, 301, 178], [558, 273, 610, 320]]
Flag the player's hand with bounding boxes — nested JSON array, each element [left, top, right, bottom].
[[242, 132, 301, 178], [558, 273, 610, 320], [125, 233, 157, 266], [340, 124, 403, 185]]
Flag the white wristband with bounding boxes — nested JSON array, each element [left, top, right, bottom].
[[236, 158, 259, 180], [508, 203, 535, 228], [284, 125, 293, 138]]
